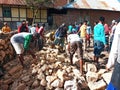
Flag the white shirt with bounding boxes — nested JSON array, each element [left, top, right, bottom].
[[67, 34, 81, 43], [106, 22, 120, 69], [30, 26, 36, 35]]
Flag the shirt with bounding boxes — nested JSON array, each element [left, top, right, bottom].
[[10, 32, 32, 50], [106, 22, 120, 69], [94, 23, 106, 45], [80, 24, 87, 38], [67, 34, 81, 43], [2, 26, 11, 33]]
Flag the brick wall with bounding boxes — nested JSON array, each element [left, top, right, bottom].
[[53, 9, 120, 29]]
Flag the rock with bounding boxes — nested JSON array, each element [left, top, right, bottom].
[[56, 69, 66, 82], [98, 69, 107, 75], [102, 71, 112, 84], [40, 64, 48, 71], [15, 83, 26, 90], [55, 88, 64, 90], [73, 69, 82, 78], [37, 71, 45, 80], [85, 62, 97, 72], [57, 55, 65, 62], [1, 84, 9, 90], [22, 75, 30, 82], [88, 79, 106, 90], [8, 65, 23, 75], [46, 75, 57, 84], [40, 78, 47, 86], [3, 78, 13, 85], [51, 79, 63, 88], [86, 71, 99, 82], [64, 79, 78, 90], [31, 80, 40, 89]]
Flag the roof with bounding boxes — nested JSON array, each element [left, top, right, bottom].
[[64, 0, 120, 11], [0, 0, 67, 7], [0, 0, 26, 6]]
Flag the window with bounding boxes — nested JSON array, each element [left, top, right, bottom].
[[3, 7, 11, 17]]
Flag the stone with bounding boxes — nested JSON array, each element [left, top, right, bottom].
[[22, 75, 30, 82], [15, 83, 26, 90], [31, 80, 40, 89], [1, 84, 9, 90], [73, 69, 82, 78], [64, 79, 78, 90], [85, 62, 97, 72], [8, 65, 23, 75], [51, 79, 63, 88], [37, 71, 45, 80], [40, 78, 47, 86], [102, 71, 112, 84], [3, 78, 13, 85], [88, 79, 106, 90], [46, 75, 57, 84], [86, 71, 99, 82]]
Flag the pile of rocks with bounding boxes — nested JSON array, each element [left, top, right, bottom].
[[0, 31, 17, 64], [0, 32, 112, 90]]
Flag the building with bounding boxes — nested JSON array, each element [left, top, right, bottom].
[[53, 0, 120, 29], [0, 0, 50, 30], [0, 0, 120, 30]]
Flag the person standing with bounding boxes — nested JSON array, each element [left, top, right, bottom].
[[10, 32, 37, 67], [67, 32, 83, 74], [109, 20, 117, 51], [2, 22, 11, 33], [78, 20, 87, 51], [53, 23, 67, 52], [18, 20, 29, 33], [93, 16, 107, 66], [106, 18, 120, 90], [86, 22, 92, 47], [36, 23, 45, 50]]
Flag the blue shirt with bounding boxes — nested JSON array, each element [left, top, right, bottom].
[[94, 23, 106, 45]]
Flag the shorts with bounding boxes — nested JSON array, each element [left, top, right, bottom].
[[70, 41, 83, 59], [93, 40, 104, 57], [11, 43, 24, 54], [86, 34, 90, 40]]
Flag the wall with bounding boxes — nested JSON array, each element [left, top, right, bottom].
[[53, 9, 120, 29]]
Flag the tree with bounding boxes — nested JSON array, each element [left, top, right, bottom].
[[26, 0, 56, 24]]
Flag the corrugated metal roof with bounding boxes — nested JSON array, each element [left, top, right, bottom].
[[0, 0, 26, 6], [64, 0, 120, 11]]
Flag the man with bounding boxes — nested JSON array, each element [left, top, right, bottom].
[[18, 20, 29, 33], [2, 22, 11, 33], [78, 20, 87, 51], [93, 16, 107, 66], [53, 23, 67, 52], [106, 18, 120, 90], [67, 32, 83, 74], [10, 32, 37, 67]]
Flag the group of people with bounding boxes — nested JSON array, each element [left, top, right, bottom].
[[1, 17, 120, 89], [0, 20, 46, 67], [51, 16, 120, 90]]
